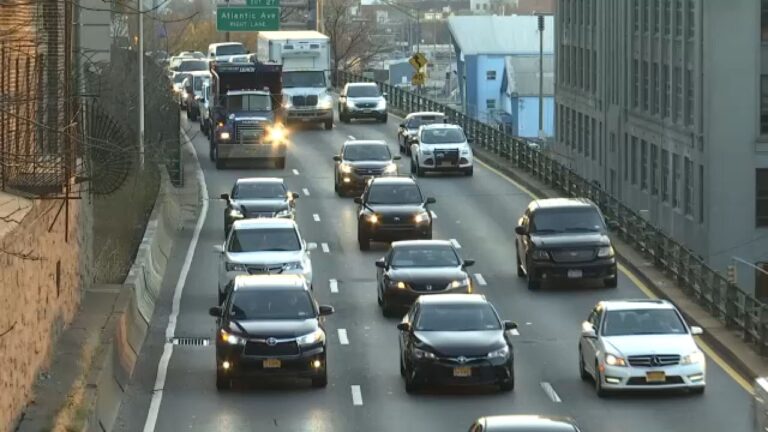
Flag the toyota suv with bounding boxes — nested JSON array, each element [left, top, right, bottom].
[[578, 299, 706, 396], [215, 218, 316, 303], [514, 198, 617, 290], [410, 124, 474, 177], [338, 82, 388, 123]]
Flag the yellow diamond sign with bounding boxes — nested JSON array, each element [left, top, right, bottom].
[[412, 71, 426, 86], [409, 53, 428, 70]]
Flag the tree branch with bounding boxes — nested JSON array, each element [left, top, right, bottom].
[[0, 321, 16, 339]]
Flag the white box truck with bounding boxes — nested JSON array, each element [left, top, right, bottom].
[[256, 31, 334, 130]]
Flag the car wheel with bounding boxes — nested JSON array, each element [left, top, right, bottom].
[[579, 348, 590, 381], [410, 158, 416, 174], [381, 299, 395, 317], [399, 356, 406, 377], [334, 180, 340, 194], [186, 108, 191, 119], [311, 369, 328, 388], [398, 137, 404, 153], [216, 370, 230, 390], [199, 119, 204, 132], [215, 155, 225, 170], [404, 366, 420, 394], [416, 164, 425, 178], [324, 119, 333, 130], [218, 290, 225, 305], [604, 275, 618, 288], [358, 232, 370, 251], [516, 251, 525, 277], [464, 166, 474, 177], [526, 259, 540, 290], [499, 377, 514, 392], [275, 157, 286, 169], [380, 115, 387, 123], [595, 361, 607, 398], [377, 285, 383, 306], [209, 142, 215, 161]]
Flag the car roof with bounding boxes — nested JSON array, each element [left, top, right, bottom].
[[529, 198, 596, 210], [346, 82, 377, 87], [227, 89, 269, 96], [417, 294, 488, 305], [480, 415, 579, 431], [187, 71, 210, 77], [406, 111, 445, 118], [233, 274, 309, 291], [391, 239, 453, 248], [179, 58, 205, 63], [235, 177, 284, 185], [420, 123, 462, 131], [599, 299, 675, 311], [344, 139, 387, 146], [210, 42, 244, 48], [369, 176, 417, 185], [231, 218, 297, 230]]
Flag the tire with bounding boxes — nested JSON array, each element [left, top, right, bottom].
[[381, 298, 395, 317], [199, 119, 205, 132], [516, 251, 525, 277], [416, 164, 425, 178], [218, 290, 225, 305], [358, 232, 370, 251], [464, 166, 474, 177], [216, 156, 225, 170], [595, 362, 607, 398], [216, 371, 230, 390], [604, 275, 618, 288], [377, 286, 383, 306], [209, 142, 215, 162], [399, 137, 405, 153], [340, 111, 350, 123], [404, 366, 420, 394], [579, 349, 590, 381], [334, 180, 340, 194], [499, 377, 514, 392], [399, 356, 406, 377], [311, 369, 328, 388], [275, 157, 286, 169], [527, 277, 540, 291], [186, 108, 191, 119], [410, 159, 416, 174], [380, 115, 388, 123], [324, 119, 333, 130]]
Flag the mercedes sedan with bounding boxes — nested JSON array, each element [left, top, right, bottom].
[[398, 294, 516, 393], [221, 177, 298, 237]]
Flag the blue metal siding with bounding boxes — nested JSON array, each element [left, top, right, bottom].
[[465, 55, 478, 118], [515, 96, 555, 138], [474, 55, 505, 121]]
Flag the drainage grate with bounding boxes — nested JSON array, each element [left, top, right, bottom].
[[170, 337, 211, 346]]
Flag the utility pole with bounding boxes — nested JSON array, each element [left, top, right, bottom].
[[225, 0, 231, 41], [138, 0, 145, 170], [537, 14, 544, 141]]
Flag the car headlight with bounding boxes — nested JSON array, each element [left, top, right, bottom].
[[220, 329, 245, 345], [297, 328, 325, 345], [228, 208, 243, 218], [339, 163, 353, 174], [597, 245, 615, 258], [225, 262, 247, 272], [681, 350, 705, 365], [460, 146, 471, 156], [389, 280, 406, 289], [413, 347, 436, 359], [531, 249, 550, 261], [450, 277, 471, 289], [282, 261, 303, 271], [367, 214, 379, 224], [383, 163, 398, 174], [274, 208, 292, 218], [604, 353, 627, 367], [267, 125, 286, 142], [414, 211, 430, 224], [318, 95, 333, 109], [219, 131, 231, 141], [487, 345, 510, 359], [376, 99, 387, 109], [346, 100, 355, 108], [421, 147, 433, 155]]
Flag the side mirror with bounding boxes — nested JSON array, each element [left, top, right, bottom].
[[208, 306, 222, 317], [463, 259, 475, 267], [397, 322, 411, 332], [220, 193, 229, 200], [426, 197, 436, 204], [690, 326, 704, 336], [319, 305, 335, 316], [333, 155, 342, 162], [213, 244, 224, 253], [306, 242, 318, 251], [291, 192, 299, 199], [353, 197, 362, 204], [375, 258, 386, 268], [514, 225, 527, 236], [581, 321, 597, 338], [393, 155, 401, 161], [503, 321, 518, 331]]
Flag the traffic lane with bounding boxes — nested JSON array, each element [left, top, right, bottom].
[[330, 119, 753, 431]]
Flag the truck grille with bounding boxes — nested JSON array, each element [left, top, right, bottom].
[[235, 121, 265, 143], [292, 95, 318, 107], [243, 340, 299, 356], [627, 354, 681, 367], [550, 248, 596, 263]]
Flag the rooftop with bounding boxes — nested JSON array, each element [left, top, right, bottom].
[[530, 198, 597, 209], [418, 293, 487, 305], [405, 111, 445, 119], [600, 299, 674, 311], [234, 274, 308, 291], [370, 176, 417, 185], [344, 139, 387, 146], [235, 177, 284, 184], [482, 415, 578, 431], [391, 239, 453, 248], [447, 15, 554, 56], [421, 123, 462, 131]]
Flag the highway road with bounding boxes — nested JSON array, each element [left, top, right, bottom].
[[118, 112, 752, 432]]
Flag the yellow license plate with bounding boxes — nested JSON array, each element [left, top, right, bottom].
[[453, 367, 472, 377], [263, 359, 281, 369], [646, 371, 666, 383]]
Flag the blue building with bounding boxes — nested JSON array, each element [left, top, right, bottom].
[[447, 15, 554, 137], [500, 55, 555, 138]]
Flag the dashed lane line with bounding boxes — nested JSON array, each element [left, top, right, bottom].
[[351, 385, 363, 406], [541, 382, 562, 403], [329, 278, 339, 293], [313, 213, 321, 222], [292, 169, 300, 175], [473, 273, 487, 286], [338, 329, 349, 345], [430, 210, 437, 219], [321, 243, 330, 253], [302, 188, 310, 196]]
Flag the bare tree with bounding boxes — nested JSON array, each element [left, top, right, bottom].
[[324, 0, 388, 81]]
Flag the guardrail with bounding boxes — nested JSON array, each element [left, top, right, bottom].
[[337, 71, 768, 357]]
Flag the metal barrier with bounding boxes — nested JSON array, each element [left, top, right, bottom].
[[337, 71, 768, 357]]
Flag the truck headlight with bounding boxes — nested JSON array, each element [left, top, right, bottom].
[[318, 95, 333, 109], [267, 125, 286, 142], [297, 328, 325, 345], [597, 246, 615, 258], [225, 262, 247, 272], [487, 346, 509, 359], [228, 208, 244, 218], [414, 211, 430, 224], [282, 261, 303, 271], [346, 100, 355, 108], [219, 131, 231, 141], [367, 214, 379, 224], [414, 347, 436, 359], [460, 147, 471, 155], [681, 351, 705, 365], [450, 277, 470, 289], [339, 163, 353, 174], [383, 163, 398, 174], [283, 98, 293, 109], [389, 280, 406, 289], [220, 329, 245, 345]]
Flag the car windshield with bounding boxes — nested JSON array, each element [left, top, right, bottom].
[[178, 60, 208, 72], [602, 309, 688, 336], [406, 115, 443, 128], [216, 44, 246, 56], [284, 71, 326, 88], [530, 207, 605, 234], [415, 303, 501, 331], [233, 182, 287, 199], [367, 184, 423, 205], [228, 227, 301, 252], [390, 245, 459, 268], [347, 85, 380, 97], [173, 73, 190, 84], [420, 128, 466, 144], [344, 144, 391, 161], [227, 94, 272, 112], [230, 289, 315, 320]]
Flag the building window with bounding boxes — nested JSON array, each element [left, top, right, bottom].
[[623, 135, 629, 181], [653, 0, 660, 34], [761, 76, 768, 135], [672, 153, 680, 207], [674, 66, 683, 122], [486, 99, 496, 109], [642, 61, 650, 112], [698, 164, 704, 223], [763, 0, 768, 41], [577, 113, 583, 153], [663, 0, 671, 36], [687, 0, 695, 40], [641, 140, 648, 190], [592, 51, 597, 93], [584, 116, 590, 157], [632, 59, 639, 108], [675, 0, 683, 38], [642, 1, 649, 33], [631, 136, 638, 185], [685, 68, 694, 126], [662, 65, 671, 118], [652, 64, 660, 114], [592, 118, 598, 161], [486, 70, 496, 80], [661, 149, 670, 201], [684, 157, 693, 215], [633, 0, 640, 33], [757, 169, 768, 227], [651, 144, 659, 195]]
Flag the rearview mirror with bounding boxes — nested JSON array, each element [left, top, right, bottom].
[[208, 306, 222, 317], [581, 321, 597, 338], [514, 226, 526, 236], [503, 321, 518, 331], [319, 305, 335, 316], [375, 258, 386, 268], [397, 322, 410, 332], [426, 197, 436, 204], [463, 259, 475, 267], [220, 193, 229, 200], [333, 155, 342, 162], [213, 244, 224, 253], [690, 326, 704, 336], [353, 197, 362, 204]]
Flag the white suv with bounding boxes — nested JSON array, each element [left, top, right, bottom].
[[410, 124, 474, 177], [578, 299, 706, 397], [215, 218, 315, 304]]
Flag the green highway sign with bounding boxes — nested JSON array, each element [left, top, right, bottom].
[[216, 6, 280, 31]]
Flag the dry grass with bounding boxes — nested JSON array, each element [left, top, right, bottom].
[[48, 332, 98, 432]]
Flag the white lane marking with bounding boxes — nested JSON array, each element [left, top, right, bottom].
[[351, 385, 363, 406], [313, 213, 321, 222], [430, 210, 437, 219], [143, 130, 208, 432], [541, 382, 562, 403], [302, 188, 310, 196], [450, 238, 462, 249], [292, 169, 300, 175], [510, 328, 520, 336], [338, 329, 349, 345], [348, 135, 356, 140], [473, 273, 487, 286], [329, 278, 339, 293], [321, 242, 330, 253]]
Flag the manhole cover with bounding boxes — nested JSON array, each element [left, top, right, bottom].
[[170, 337, 210, 346]]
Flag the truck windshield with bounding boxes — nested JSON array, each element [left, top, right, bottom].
[[283, 71, 325, 88], [216, 44, 246, 56], [227, 94, 272, 112]]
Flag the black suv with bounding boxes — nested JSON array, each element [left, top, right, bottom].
[[221, 177, 298, 236], [375, 240, 474, 316], [208, 274, 334, 390], [514, 198, 617, 290], [354, 177, 435, 250], [333, 140, 400, 196]]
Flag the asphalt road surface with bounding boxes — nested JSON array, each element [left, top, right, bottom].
[[117, 113, 752, 432]]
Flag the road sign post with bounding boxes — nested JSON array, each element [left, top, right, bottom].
[[216, 0, 280, 32], [409, 53, 428, 91]]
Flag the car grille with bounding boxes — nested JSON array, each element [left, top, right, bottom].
[[246, 264, 285, 275], [627, 354, 681, 367], [550, 248, 596, 263], [381, 214, 414, 224], [626, 376, 685, 385], [243, 340, 299, 356], [242, 208, 274, 218], [434, 149, 459, 164], [439, 355, 487, 365], [409, 282, 448, 292], [354, 167, 385, 176], [234, 121, 265, 143], [356, 102, 376, 109], [292, 95, 318, 107]]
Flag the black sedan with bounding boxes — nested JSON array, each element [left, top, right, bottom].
[[333, 139, 400, 196], [398, 294, 516, 393], [221, 177, 298, 237], [209, 274, 334, 390], [397, 111, 445, 155], [355, 176, 435, 250], [467, 415, 582, 432], [375, 240, 474, 316]]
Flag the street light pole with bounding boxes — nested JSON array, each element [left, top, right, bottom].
[[537, 14, 544, 140], [138, 0, 145, 170]]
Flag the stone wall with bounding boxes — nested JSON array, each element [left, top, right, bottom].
[[0, 191, 92, 431]]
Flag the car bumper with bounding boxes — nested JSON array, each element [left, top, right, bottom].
[[419, 154, 474, 170], [361, 222, 431, 241], [347, 108, 387, 118], [339, 172, 396, 191], [287, 108, 333, 122], [216, 143, 287, 160], [217, 346, 326, 379], [383, 285, 472, 308], [601, 362, 706, 391], [413, 357, 513, 386], [530, 258, 616, 281]]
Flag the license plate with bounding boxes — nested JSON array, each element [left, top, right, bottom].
[[453, 367, 472, 377], [363, 109, 372, 113], [441, 160, 453, 167], [263, 359, 281, 369], [567, 269, 583, 279], [646, 371, 666, 383]]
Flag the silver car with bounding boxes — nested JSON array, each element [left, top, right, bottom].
[[338, 82, 388, 123]]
